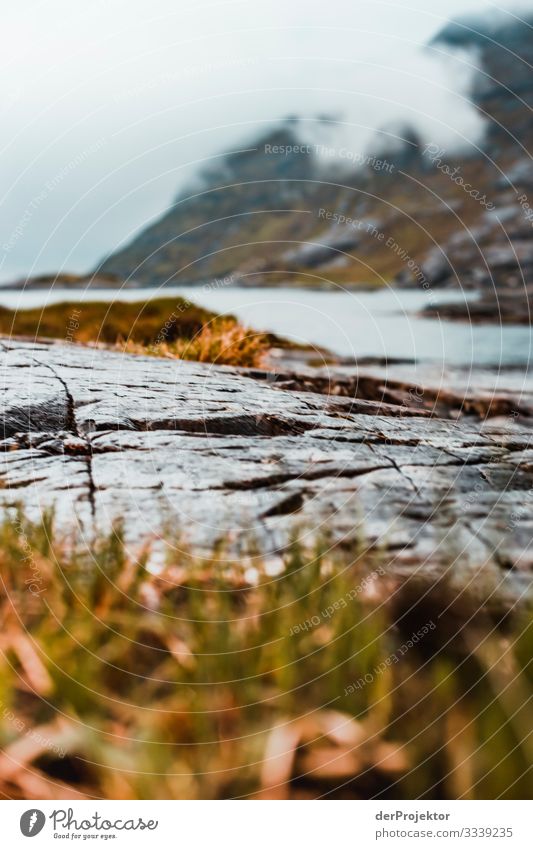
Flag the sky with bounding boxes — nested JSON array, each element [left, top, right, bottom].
[[1, 0, 532, 282]]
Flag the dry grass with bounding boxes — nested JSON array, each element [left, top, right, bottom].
[[0, 297, 215, 347], [0, 514, 531, 800]]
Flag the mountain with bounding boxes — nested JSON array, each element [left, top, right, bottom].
[[96, 11, 533, 309]]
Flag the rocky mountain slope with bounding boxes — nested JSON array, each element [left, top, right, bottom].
[[96, 12, 533, 313]]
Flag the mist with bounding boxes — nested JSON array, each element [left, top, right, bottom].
[[1, 0, 532, 282]]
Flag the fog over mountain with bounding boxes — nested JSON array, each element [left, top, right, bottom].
[[1, 0, 532, 282]]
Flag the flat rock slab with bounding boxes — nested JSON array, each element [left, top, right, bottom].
[[1, 339, 532, 608]]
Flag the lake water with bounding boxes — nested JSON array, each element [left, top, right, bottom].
[[0, 284, 531, 367]]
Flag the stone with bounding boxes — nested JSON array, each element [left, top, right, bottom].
[[0, 339, 532, 610]]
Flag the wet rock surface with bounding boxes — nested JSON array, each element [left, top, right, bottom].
[[1, 340, 532, 608]]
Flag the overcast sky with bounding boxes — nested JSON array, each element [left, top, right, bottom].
[[1, 0, 532, 282]]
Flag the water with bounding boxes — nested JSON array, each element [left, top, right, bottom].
[[0, 284, 531, 367]]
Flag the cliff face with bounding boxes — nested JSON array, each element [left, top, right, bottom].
[[97, 13, 533, 301]]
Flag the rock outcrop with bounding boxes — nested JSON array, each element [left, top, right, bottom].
[[1, 340, 532, 610], [90, 11, 533, 312]]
